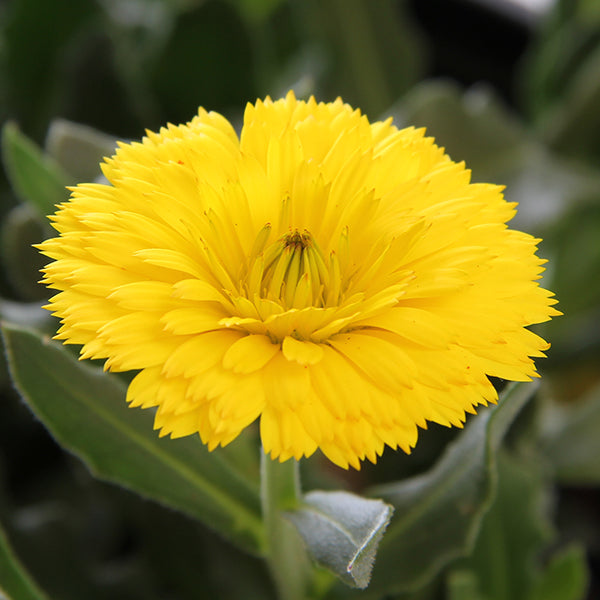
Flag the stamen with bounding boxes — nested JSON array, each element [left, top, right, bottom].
[[247, 228, 334, 309]]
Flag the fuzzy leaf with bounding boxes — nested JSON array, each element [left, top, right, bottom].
[[356, 382, 537, 598], [44, 119, 118, 182], [287, 491, 393, 589], [1, 323, 264, 555], [0, 205, 49, 301], [0, 300, 49, 330]]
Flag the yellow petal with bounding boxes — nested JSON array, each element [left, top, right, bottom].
[[281, 336, 323, 366], [222, 334, 280, 374]]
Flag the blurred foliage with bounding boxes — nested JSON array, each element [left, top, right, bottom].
[[518, 0, 600, 162], [1, 0, 600, 598]]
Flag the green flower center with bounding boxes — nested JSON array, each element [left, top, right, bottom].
[[258, 229, 328, 309]]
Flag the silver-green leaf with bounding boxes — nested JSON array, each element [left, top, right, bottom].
[[44, 119, 118, 182], [286, 490, 393, 589]]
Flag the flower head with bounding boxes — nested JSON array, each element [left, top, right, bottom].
[[38, 91, 559, 469]]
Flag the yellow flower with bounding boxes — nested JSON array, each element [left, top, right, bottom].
[[38, 91, 559, 469]]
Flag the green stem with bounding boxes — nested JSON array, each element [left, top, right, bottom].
[[261, 451, 312, 600]]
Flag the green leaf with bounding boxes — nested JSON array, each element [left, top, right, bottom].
[[538, 201, 600, 364], [232, 0, 287, 24], [0, 521, 49, 600], [517, 0, 600, 161], [539, 382, 600, 485], [541, 44, 600, 160], [528, 545, 589, 600], [446, 570, 487, 600], [1, 122, 71, 218], [299, 0, 425, 118], [44, 119, 118, 183], [0, 0, 100, 138], [453, 451, 554, 600], [0, 323, 264, 555], [287, 491, 393, 589], [357, 382, 538, 598], [149, 0, 256, 125]]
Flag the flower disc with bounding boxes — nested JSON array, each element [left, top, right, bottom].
[[38, 91, 560, 468]]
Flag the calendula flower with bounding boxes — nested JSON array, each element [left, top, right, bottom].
[[38, 91, 559, 469]]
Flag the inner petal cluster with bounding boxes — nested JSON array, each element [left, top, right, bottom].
[[248, 228, 331, 311]]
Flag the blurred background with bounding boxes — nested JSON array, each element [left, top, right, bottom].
[[1, 0, 600, 598]]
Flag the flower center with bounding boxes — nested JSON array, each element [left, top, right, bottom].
[[246, 228, 337, 310], [266, 230, 326, 309]]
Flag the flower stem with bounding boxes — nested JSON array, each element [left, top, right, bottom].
[[261, 450, 312, 600]]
